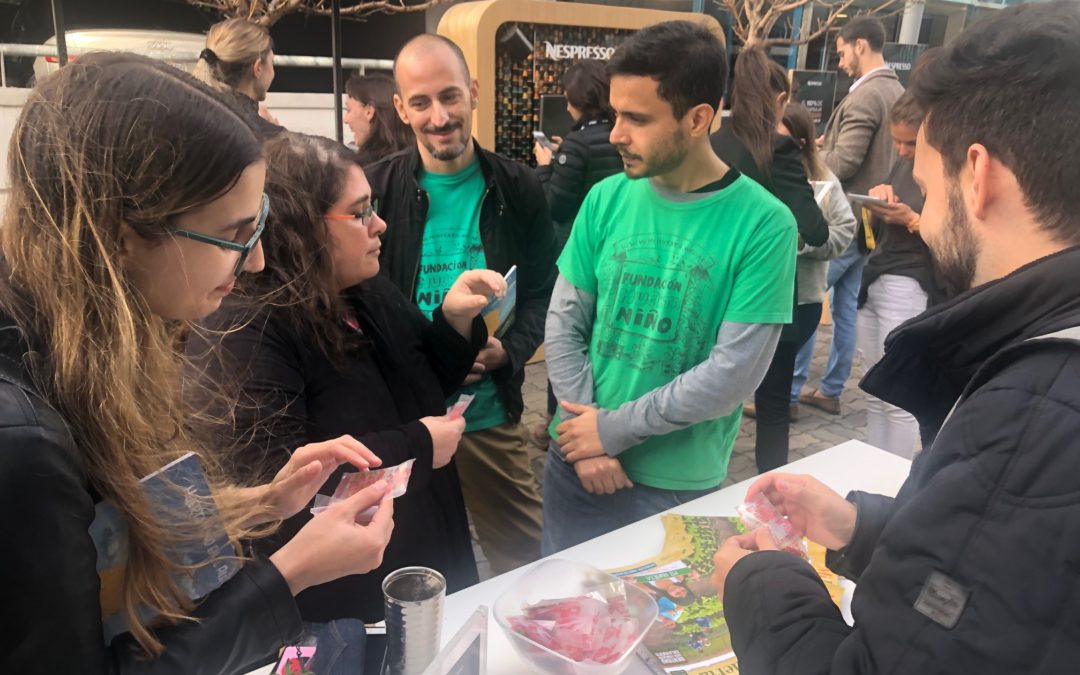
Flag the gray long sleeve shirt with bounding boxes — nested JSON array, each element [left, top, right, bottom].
[[545, 274, 781, 457]]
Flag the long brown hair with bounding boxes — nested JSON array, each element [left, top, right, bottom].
[[346, 73, 414, 163], [193, 18, 273, 93], [730, 47, 790, 177], [242, 132, 365, 365], [0, 52, 271, 654], [781, 102, 828, 181]]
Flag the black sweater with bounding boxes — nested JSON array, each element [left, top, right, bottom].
[[187, 275, 485, 622]]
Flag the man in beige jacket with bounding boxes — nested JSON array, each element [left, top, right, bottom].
[[793, 16, 905, 417]]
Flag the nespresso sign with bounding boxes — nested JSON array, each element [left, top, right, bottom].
[[542, 41, 616, 61]]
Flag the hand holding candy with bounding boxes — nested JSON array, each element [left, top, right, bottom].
[[736, 491, 803, 553], [744, 473, 858, 551], [310, 458, 415, 521]]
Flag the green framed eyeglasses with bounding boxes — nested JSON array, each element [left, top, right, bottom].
[[172, 193, 269, 277]]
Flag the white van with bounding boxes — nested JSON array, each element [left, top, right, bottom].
[[33, 29, 205, 81]]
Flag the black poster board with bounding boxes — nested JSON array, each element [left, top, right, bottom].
[[791, 70, 838, 135], [883, 42, 928, 87]]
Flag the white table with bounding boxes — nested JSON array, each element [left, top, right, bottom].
[[440, 440, 911, 674], [244, 440, 909, 675]]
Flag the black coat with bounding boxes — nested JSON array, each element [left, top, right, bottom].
[[364, 141, 557, 424], [711, 127, 829, 248], [0, 315, 302, 674], [188, 275, 485, 623], [724, 246, 1080, 674], [535, 118, 622, 243]]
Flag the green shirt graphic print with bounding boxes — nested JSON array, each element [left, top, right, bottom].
[[557, 173, 797, 489], [416, 159, 506, 432]]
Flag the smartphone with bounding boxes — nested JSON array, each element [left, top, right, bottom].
[[846, 193, 890, 208], [532, 131, 558, 152]]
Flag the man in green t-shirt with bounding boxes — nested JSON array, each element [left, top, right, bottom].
[[543, 21, 798, 554], [365, 35, 557, 574]]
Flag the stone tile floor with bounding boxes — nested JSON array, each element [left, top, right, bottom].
[[475, 325, 868, 580]]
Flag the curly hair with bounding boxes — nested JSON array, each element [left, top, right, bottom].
[[242, 132, 369, 365]]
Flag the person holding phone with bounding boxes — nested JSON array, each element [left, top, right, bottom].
[[856, 91, 945, 456], [533, 60, 623, 246]]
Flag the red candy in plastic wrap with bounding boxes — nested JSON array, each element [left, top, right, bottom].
[[309, 459, 415, 521], [507, 592, 639, 665], [736, 491, 808, 559]]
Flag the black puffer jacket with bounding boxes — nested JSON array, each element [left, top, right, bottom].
[[365, 141, 557, 424], [0, 316, 301, 674], [723, 246, 1080, 674], [535, 118, 622, 244]]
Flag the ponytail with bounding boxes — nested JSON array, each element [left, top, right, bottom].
[[730, 47, 790, 178]]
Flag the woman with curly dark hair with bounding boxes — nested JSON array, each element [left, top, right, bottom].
[[187, 132, 504, 623]]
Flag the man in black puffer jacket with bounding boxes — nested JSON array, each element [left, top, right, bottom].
[[711, 4, 1080, 673]]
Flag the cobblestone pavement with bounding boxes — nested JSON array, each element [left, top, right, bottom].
[[474, 325, 868, 579]]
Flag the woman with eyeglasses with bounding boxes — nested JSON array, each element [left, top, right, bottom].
[[186, 131, 503, 626], [0, 53, 396, 674]]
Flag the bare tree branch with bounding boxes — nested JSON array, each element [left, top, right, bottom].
[[184, 0, 447, 25], [715, 0, 908, 48]]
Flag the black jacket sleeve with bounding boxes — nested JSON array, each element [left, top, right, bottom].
[[536, 131, 590, 227], [495, 169, 557, 380], [0, 414, 301, 675], [199, 313, 435, 490], [825, 491, 897, 581], [725, 551, 852, 675], [422, 305, 488, 396], [771, 136, 830, 247]]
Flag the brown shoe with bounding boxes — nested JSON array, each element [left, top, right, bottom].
[[743, 403, 756, 419], [798, 388, 841, 415], [790, 403, 800, 421]]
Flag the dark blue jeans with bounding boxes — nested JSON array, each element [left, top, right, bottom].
[[304, 619, 369, 675], [541, 449, 720, 555]]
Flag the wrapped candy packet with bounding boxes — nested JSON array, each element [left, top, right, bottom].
[[447, 394, 475, 421], [309, 458, 415, 521], [736, 491, 808, 558], [507, 590, 639, 665]]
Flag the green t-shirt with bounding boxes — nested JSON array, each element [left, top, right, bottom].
[[556, 172, 797, 489], [416, 160, 505, 432]]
